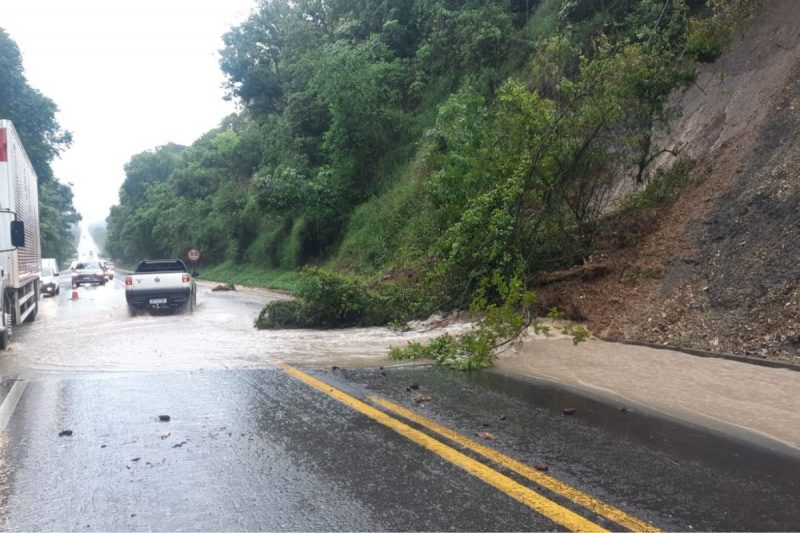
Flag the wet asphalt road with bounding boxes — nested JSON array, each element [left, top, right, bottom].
[[0, 274, 798, 531]]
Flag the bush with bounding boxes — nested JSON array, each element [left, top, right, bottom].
[[293, 267, 372, 327], [257, 300, 307, 328], [618, 158, 698, 212], [686, 0, 760, 63], [255, 267, 435, 329]]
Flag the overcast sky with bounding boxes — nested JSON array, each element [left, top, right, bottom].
[[2, 0, 256, 224]]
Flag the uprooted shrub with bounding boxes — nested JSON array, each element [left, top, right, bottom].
[[255, 267, 434, 329]]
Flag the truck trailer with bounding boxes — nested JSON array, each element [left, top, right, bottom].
[[0, 120, 42, 349]]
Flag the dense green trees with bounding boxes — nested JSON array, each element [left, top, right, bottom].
[[105, 0, 756, 342], [0, 28, 80, 266]]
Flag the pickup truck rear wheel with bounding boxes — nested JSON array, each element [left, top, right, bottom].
[[128, 306, 138, 317]]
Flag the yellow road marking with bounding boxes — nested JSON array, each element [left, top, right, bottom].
[[281, 364, 607, 532], [370, 396, 659, 533]]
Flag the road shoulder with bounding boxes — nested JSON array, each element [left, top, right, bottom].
[[497, 335, 800, 454]]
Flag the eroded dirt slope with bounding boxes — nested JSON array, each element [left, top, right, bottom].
[[539, 0, 800, 364]]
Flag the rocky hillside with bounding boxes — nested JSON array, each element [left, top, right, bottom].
[[540, 0, 800, 364]]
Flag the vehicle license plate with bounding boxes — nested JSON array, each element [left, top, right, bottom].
[[150, 298, 168, 305]]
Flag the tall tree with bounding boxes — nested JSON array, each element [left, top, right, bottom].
[[0, 27, 80, 265]]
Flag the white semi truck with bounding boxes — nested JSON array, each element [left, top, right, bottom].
[[0, 120, 42, 349]]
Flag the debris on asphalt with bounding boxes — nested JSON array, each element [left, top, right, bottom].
[[414, 395, 432, 404], [131, 457, 140, 462], [158, 415, 171, 422], [161, 432, 171, 440], [534, 464, 549, 472], [475, 431, 495, 441], [562, 408, 576, 415], [59, 430, 73, 437], [409, 383, 420, 390], [499, 415, 507, 421], [212, 283, 236, 292]]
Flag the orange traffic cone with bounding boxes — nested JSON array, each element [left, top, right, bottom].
[[71, 285, 79, 300]]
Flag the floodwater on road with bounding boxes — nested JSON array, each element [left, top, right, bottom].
[[1, 273, 799, 531], [0, 276, 470, 376], [4, 272, 799, 455]]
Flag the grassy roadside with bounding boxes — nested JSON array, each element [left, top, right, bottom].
[[197, 261, 301, 292]]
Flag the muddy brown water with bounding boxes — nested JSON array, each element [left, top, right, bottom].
[[0, 277, 470, 374]]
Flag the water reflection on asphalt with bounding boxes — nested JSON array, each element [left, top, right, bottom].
[[1, 277, 470, 375]]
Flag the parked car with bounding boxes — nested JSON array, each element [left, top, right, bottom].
[[71, 261, 107, 287], [40, 265, 60, 296]]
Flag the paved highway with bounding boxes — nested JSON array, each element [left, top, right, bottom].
[[0, 271, 797, 531]]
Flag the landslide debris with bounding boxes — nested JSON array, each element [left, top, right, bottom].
[[537, 0, 800, 365]]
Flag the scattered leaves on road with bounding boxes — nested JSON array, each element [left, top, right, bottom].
[[475, 431, 495, 441]]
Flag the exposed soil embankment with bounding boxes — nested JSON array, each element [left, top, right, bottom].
[[538, 0, 800, 364]]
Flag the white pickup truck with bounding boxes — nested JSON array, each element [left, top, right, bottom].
[[125, 259, 197, 315]]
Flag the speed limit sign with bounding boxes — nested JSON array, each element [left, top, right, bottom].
[[187, 248, 201, 262]]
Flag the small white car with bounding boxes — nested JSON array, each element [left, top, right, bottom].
[[40, 265, 60, 296], [71, 261, 107, 287]]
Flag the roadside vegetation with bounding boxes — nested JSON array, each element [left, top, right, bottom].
[[102, 0, 758, 369], [0, 29, 81, 265], [201, 262, 302, 293]]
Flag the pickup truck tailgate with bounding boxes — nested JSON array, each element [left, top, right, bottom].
[[128, 273, 188, 290], [126, 272, 193, 309]]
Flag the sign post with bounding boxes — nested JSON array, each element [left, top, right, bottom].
[[187, 248, 201, 275]]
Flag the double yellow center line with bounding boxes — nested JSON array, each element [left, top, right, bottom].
[[281, 364, 657, 532]]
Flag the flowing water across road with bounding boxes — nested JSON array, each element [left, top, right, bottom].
[[0, 275, 470, 376], [3, 269, 799, 454]]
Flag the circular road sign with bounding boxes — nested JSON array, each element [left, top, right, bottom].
[[187, 248, 201, 262]]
